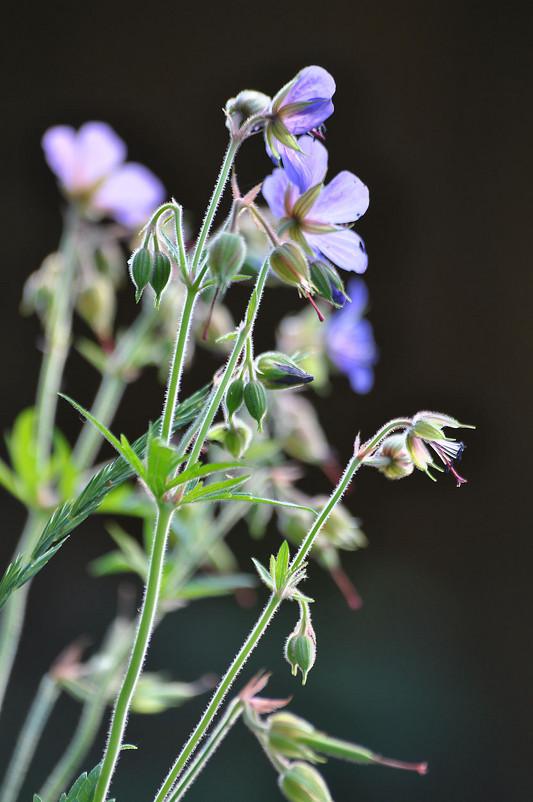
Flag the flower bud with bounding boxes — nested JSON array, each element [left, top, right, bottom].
[[269, 243, 310, 288], [309, 260, 348, 307], [208, 418, 251, 459], [129, 248, 154, 302], [278, 762, 333, 802], [268, 713, 318, 762], [150, 251, 172, 307], [208, 232, 246, 286], [244, 380, 267, 432], [256, 351, 313, 390], [284, 602, 316, 684], [371, 434, 414, 480], [76, 272, 116, 339], [226, 378, 244, 417], [225, 89, 271, 129]]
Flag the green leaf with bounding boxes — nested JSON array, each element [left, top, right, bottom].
[[180, 475, 250, 504], [226, 494, 317, 514], [0, 456, 25, 503], [173, 573, 256, 600], [60, 394, 147, 482], [0, 387, 211, 612], [274, 540, 290, 588], [166, 461, 244, 491], [252, 558, 274, 590], [33, 796, 43, 802], [145, 432, 181, 498]]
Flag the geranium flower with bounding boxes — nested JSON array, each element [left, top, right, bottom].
[[405, 412, 474, 486], [265, 66, 335, 179], [325, 278, 378, 393], [42, 121, 165, 227], [262, 136, 369, 273]]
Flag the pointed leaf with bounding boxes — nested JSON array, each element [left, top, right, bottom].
[[252, 557, 275, 590]]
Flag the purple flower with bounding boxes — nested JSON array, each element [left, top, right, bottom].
[[262, 136, 369, 273], [265, 66, 335, 177], [42, 122, 165, 227], [325, 279, 378, 393]]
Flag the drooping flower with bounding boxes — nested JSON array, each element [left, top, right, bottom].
[[325, 278, 378, 393], [262, 136, 369, 273], [42, 122, 165, 227], [265, 66, 335, 179], [405, 412, 474, 486]]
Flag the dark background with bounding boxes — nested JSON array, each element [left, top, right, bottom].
[[1, 1, 532, 800]]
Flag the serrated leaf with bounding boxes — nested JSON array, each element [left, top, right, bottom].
[[252, 558, 275, 590], [274, 540, 290, 588], [146, 433, 180, 498], [166, 461, 244, 491], [60, 395, 146, 482], [180, 475, 250, 504]]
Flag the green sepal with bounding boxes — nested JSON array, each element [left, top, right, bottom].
[[150, 251, 172, 306], [292, 183, 323, 221]]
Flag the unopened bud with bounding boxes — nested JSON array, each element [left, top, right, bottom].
[[129, 248, 154, 302], [268, 713, 318, 762], [225, 90, 271, 129], [244, 380, 267, 432], [208, 232, 246, 286], [284, 602, 316, 684], [269, 243, 310, 288], [370, 434, 414, 480], [208, 418, 251, 459], [309, 260, 348, 307], [226, 378, 244, 417], [279, 762, 332, 802], [256, 351, 313, 390], [150, 251, 172, 307]]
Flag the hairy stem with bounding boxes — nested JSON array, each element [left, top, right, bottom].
[[93, 503, 175, 802], [160, 288, 198, 444]]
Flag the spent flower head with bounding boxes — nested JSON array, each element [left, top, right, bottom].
[[405, 412, 474, 486], [42, 121, 165, 226]]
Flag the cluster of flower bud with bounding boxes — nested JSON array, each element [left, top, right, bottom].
[[129, 245, 171, 306]]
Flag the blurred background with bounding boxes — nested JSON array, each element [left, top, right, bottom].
[[1, 1, 531, 800]]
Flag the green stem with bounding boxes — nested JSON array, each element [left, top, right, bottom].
[[34, 211, 79, 473], [154, 418, 414, 801], [0, 511, 48, 716], [166, 699, 243, 802], [160, 288, 198, 444], [0, 674, 60, 802], [190, 138, 240, 278], [93, 503, 175, 802], [291, 418, 412, 574], [154, 594, 280, 802], [183, 257, 270, 469], [38, 630, 132, 802], [72, 308, 154, 471]]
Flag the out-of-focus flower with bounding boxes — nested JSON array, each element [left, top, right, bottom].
[[262, 136, 369, 273], [42, 121, 165, 227], [325, 279, 378, 393], [265, 66, 335, 178]]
